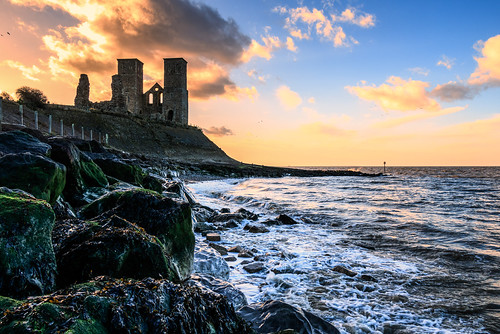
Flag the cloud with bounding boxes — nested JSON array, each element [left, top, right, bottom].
[[276, 85, 302, 110], [241, 35, 284, 62], [469, 34, 500, 85], [203, 126, 234, 136], [8, 0, 252, 101], [286, 37, 298, 52], [429, 81, 485, 102], [247, 70, 266, 83], [299, 122, 355, 137], [346, 76, 441, 112], [409, 67, 430, 76], [308, 97, 315, 104], [3, 60, 42, 81], [373, 106, 466, 129], [437, 55, 455, 69], [274, 5, 374, 47]]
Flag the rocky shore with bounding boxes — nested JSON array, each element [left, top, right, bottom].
[[0, 127, 374, 333]]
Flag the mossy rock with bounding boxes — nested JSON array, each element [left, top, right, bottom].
[[0, 153, 66, 204], [0, 130, 51, 156], [0, 188, 57, 298], [80, 188, 194, 282], [92, 157, 146, 187]]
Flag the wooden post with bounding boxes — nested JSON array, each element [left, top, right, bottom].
[[81, 126, 84, 140], [19, 105, 24, 126], [383, 161, 386, 174], [0, 98, 3, 132], [60, 119, 64, 136], [35, 111, 38, 130], [72, 123, 75, 137], [90, 129, 93, 141], [98, 132, 101, 143], [48, 115, 52, 134], [105, 133, 108, 145]]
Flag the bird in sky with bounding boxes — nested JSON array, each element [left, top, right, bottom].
[[7, 32, 10, 35]]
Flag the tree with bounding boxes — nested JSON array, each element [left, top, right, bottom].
[[0, 91, 14, 101], [16, 86, 48, 109]]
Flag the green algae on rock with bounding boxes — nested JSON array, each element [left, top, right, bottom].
[[80, 188, 195, 282], [0, 188, 57, 298], [0, 276, 252, 334], [0, 153, 66, 204]]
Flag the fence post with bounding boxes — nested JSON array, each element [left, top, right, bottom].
[[72, 123, 75, 137], [105, 133, 108, 145], [90, 129, 93, 141], [99, 132, 101, 143], [60, 119, 64, 136], [20, 105, 24, 126], [35, 111, 38, 130], [81, 126, 84, 140], [48, 115, 52, 134], [0, 98, 3, 132]]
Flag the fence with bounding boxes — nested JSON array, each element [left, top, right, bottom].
[[0, 98, 109, 145]]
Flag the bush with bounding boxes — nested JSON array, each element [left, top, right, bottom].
[[0, 91, 14, 101], [16, 86, 48, 109]]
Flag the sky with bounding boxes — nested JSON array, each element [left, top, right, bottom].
[[1, 0, 499, 166]]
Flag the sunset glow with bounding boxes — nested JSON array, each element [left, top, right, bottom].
[[1, 0, 499, 166]]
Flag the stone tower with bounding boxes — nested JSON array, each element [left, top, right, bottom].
[[117, 59, 143, 114], [162, 58, 188, 125], [74, 74, 90, 108]]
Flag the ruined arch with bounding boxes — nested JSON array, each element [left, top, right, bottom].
[[167, 110, 174, 122]]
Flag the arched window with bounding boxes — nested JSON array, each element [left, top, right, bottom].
[[159, 92, 163, 105], [148, 93, 153, 105], [167, 110, 174, 122]]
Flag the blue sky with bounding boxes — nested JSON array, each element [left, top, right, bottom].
[[1, 0, 499, 165]]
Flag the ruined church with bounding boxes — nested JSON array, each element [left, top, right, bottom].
[[75, 58, 188, 125]]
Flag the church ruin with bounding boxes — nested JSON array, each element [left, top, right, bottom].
[[75, 58, 188, 125]]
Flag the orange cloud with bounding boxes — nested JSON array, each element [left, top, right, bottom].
[[2, 60, 42, 81], [469, 34, 500, 85], [436, 55, 455, 69], [276, 85, 302, 110], [373, 106, 466, 129], [346, 76, 441, 112], [241, 35, 284, 62]]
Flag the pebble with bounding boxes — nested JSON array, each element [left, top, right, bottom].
[[228, 245, 243, 253], [238, 250, 253, 258], [225, 256, 237, 262], [206, 233, 221, 242], [243, 224, 270, 233], [209, 242, 228, 255], [240, 260, 252, 265], [243, 262, 265, 273], [332, 265, 357, 277]]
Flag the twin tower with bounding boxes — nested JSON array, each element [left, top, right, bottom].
[[110, 58, 188, 125]]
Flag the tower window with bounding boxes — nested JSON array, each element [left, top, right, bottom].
[[167, 110, 174, 121], [160, 92, 163, 105], [148, 93, 153, 105]]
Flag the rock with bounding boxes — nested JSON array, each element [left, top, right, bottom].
[[243, 262, 265, 274], [0, 188, 57, 298], [0, 153, 66, 204], [189, 274, 248, 310], [0, 276, 252, 333], [92, 157, 145, 186], [192, 204, 216, 222], [51, 197, 77, 220], [210, 212, 247, 223], [240, 260, 252, 265], [236, 208, 259, 220], [224, 219, 239, 228], [0, 130, 51, 156], [206, 233, 221, 241], [278, 214, 299, 225], [49, 138, 107, 206], [244, 224, 270, 233], [333, 265, 357, 277], [194, 221, 216, 233], [164, 180, 196, 204], [193, 242, 230, 280], [238, 300, 340, 334], [262, 219, 280, 226], [238, 250, 254, 258], [228, 245, 243, 253], [80, 188, 194, 282], [209, 242, 228, 255], [141, 174, 164, 193], [225, 256, 237, 262], [52, 216, 175, 287], [360, 274, 378, 282]]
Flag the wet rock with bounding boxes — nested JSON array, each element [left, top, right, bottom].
[[0, 153, 66, 204], [244, 224, 270, 233], [228, 245, 243, 253], [92, 157, 145, 187], [192, 204, 216, 222], [333, 265, 357, 277], [193, 242, 230, 280], [0, 188, 57, 298], [209, 242, 228, 255], [0, 130, 51, 156], [189, 274, 248, 310], [238, 250, 254, 258], [49, 138, 107, 206], [243, 262, 265, 273], [141, 174, 164, 193], [238, 300, 340, 334], [223, 219, 239, 228], [80, 188, 194, 282], [193, 221, 216, 233], [240, 260, 252, 265], [225, 256, 237, 262], [164, 180, 196, 205], [236, 208, 259, 220], [53, 216, 174, 287], [206, 232, 221, 241], [51, 197, 77, 220], [220, 208, 231, 213], [0, 276, 252, 333], [262, 219, 280, 226], [278, 214, 299, 225], [360, 274, 378, 282], [210, 212, 247, 223]]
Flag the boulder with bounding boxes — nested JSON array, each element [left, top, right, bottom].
[[0, 153, 66, 204], [278, 214, 299, 225], [193, 242, 230, 280], [189, 274, 248, 310], [92, 157, 145, 186], [0, 276, 252, 333], [332, 265, 357, 277], [244, 224, 270, 233], [49, 138, 108, 206], [0, 130, 51, 156], [80, 188, 194, 282], [243, 262, 265, 273], [52, 216, 175, 287], [238, 300, 340, 334], [0, 188, 57, 298]]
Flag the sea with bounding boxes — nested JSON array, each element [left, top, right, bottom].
[[187, 167, 500, 334]]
